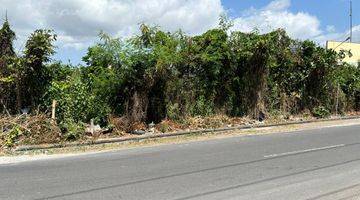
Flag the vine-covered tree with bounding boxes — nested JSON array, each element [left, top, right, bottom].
[[0, 17, 16, 114], [0, 18, 15, 59], [21, 29, 57, 109]]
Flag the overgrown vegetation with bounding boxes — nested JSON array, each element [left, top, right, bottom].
[[1, 16, 360, 147]]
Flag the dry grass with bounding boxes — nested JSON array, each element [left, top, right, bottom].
[[3, 118, 360, 157], [153, 113, 318, 134], [2, 112, 360, 152], [185, 115, 247, 129], [0, 115, 61, 149]]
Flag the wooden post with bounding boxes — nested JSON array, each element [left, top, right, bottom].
[[51, 100, 57, 120]]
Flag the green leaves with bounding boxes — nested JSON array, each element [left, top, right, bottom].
[[17, 29, 57, 109], [47, 69, 111, 126], [3, 125, 23, 147], [0, 19, 17, 114], [0, 19, 16, 57], [0, 75, 14, 83], [2, 18, 360, 138], [24, 29, 56, 64]]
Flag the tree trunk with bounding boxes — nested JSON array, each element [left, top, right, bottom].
[[126, 90, 149, 131]]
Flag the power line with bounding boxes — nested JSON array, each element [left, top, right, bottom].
[[333, 37, 351, 50]]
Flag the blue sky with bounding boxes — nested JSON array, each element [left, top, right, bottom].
[[1, 0, 359, 65], [223, 0, 358, 34]]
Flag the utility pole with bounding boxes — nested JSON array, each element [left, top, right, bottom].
[[350, 0, 353, 43]]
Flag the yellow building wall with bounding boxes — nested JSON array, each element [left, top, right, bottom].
[[326, 41, 360, 65]]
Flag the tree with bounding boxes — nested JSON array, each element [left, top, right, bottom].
[[0, 17, 16, 114], [298, 40, 339, 110], [21, 29, 57, 110], [190, 28, 231, 114], [229, 30, 273, 118], [0, 17, 15, 59]]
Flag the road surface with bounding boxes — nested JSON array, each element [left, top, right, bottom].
[[1, 124, 360, 200]]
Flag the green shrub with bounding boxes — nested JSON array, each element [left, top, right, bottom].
[[166, 103, 181, 121], [59, 121, 85, 141], [3, 125, 23, 147], [159, 123, 169, 133], [47, 71, 111, 126], [312, 106, 331, 118], [190, 95, 214, 117]]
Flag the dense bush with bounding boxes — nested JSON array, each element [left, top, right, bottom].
[[1, 17, 360, 142], [312, 106, 331, 118]]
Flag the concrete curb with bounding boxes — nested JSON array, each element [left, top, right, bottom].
[[14, 115, 360, 152]]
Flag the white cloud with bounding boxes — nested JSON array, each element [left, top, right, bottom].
[[265, 0, 291, 11], [231, 0, 322, 40], [1, 0, 359, 63], [1, 0, 223, 50], [230, 0, 360, 45]]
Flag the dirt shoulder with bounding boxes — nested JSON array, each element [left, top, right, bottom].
[[1, 117, 360, 165]]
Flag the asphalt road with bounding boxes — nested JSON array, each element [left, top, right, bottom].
[[1, 124, 360, 200]]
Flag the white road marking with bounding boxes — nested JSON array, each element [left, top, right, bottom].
[[264, 144, 346, 158]]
